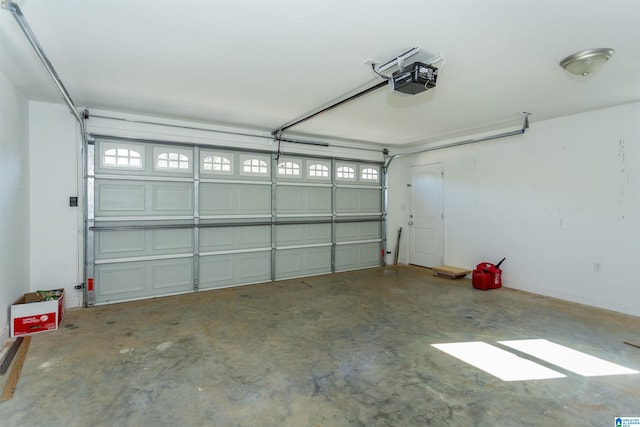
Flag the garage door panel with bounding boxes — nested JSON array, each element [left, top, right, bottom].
[[307, 223, 331, 241], [307, 247, 332, 270], [200, 227, 233, 249], [239, 188, 271, 211], [276, 251, 302, 276], [200, 183, 270, 216], [238, 226, 270, 246], [335, 222, 381, 242], [335, 246, 355, 267], [358, 242, 383, 265], [95, 180, 193, 217], [200, 186, 234, 213], [97, 230, 145, 256], [335, 188, 357, 211], [358, 189, 382, 211], [335, 188, 381, 214], [335, 242, 382, 271], [307, 188, 332, 211], [151, 259, 193, 290], [238, 253, 271, 280], [153, 185, 193, 212], [276, 223, 331, 246], [199, 252, 271, 289], [96, 263, 146, 296], [276, 186, 331, 215], [275, 247, 331, 279], [95, 228, 193, 260], [199, 226, 270, 252], [98, 183, 146, 212], [277, 190, 302, 210], [277, 224, 301, 242], [95, 258, 193, 303], [152, 228, 193, 251], [200, 255, 234, 285]]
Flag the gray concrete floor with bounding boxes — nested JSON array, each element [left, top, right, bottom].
[[1, 265, 639, 426]]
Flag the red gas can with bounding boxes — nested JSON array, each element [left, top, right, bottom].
[[472, 258, 505, 290], [472, 269, 493, 290]]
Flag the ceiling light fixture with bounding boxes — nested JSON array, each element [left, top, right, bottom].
[[559, 48, 615, 76]]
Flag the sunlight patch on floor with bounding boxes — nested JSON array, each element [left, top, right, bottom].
[[432, 341, 566, 381], [433, 339, 638, 381], [499, 339, 639, 377]]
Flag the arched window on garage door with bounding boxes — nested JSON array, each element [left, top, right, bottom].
[[155, 148, 192, 172], [278, 160, 301, 177], [202, 154, 232, 173], [101, 143, 144, 169], [308, 162, 329, 178], [242, 157, 269, 175], [336, 165, 355, 181], [360, 166, 379, 182]]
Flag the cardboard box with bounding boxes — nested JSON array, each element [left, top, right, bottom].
[[11, 289, 64, 337]]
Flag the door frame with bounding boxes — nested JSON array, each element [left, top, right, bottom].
[[408, 162, 444, 268]]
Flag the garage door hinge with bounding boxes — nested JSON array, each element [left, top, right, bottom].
[[74, 283, 85, 290]]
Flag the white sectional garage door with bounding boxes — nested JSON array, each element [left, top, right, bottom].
[[87, 139, 383, 305]]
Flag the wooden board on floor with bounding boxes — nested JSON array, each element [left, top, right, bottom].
[[0, 341, 12, 370], [432, 265, 471, 279], [0, 337, 24, 375], [1, 336, 31, 402]]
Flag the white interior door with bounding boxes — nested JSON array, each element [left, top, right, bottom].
[[409, 163, 444, 267]]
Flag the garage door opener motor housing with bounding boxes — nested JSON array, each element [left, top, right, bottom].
[[392, 62, 438, 95]]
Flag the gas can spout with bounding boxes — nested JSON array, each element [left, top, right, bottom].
[[496, 257, 506, 268]]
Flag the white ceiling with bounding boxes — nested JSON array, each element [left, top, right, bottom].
[[1, 0, 639, 146]]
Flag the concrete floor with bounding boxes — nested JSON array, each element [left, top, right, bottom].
[[1, 265, 639, 426]]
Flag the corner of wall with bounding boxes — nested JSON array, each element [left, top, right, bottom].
[[0, 69, 30, 343]]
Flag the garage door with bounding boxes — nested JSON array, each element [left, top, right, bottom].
[[86, 139, 383, 305]]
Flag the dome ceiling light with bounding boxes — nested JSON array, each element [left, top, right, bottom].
[[559, 48, 615, 76]]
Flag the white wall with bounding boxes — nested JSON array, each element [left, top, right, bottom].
[[0, 70, 30, 341], [29, 101, 82, 308], [387, 102, 640, 317]]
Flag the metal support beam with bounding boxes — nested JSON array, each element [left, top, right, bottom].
[[270, 153, 278, 281], [381, 165, 389, 266], [384, 112, 532, 169], [4, 1, 84, 133], [193, 146, 200, 292], [330, 159, 337, 273], [273, 80, 388, 137]]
